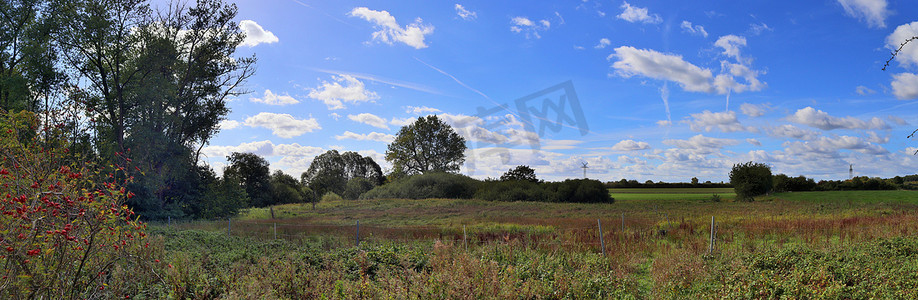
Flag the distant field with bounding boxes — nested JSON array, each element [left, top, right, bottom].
[[610, 187, 736, 201]]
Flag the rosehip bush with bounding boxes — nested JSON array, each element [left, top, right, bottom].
[[0, 110, 153, 298]]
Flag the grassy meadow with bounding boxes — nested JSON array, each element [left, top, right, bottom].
[[146, 189, 918, 298]]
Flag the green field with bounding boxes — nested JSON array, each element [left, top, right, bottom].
[[144, 190, 918, 298], [610, 187, 736, 201]]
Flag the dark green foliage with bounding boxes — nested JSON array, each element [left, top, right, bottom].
[[606, 178, 732, 189], [360, 172, 478, 200], [343, 177, 375, 200], [546, 179, 614, 203], [474, 180, 557, 202], [301, 150, 383, 198], [270, 170, 307, 204], [729, 161, 773, 201], [224, 152, 273, 207], [197, 175, 249, 220], [773, 174, 817, 192], [386, 115, 466, 175], [500, 165, 540, 183]]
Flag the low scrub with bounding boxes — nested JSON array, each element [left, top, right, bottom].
[[360, 172, 478, 200]]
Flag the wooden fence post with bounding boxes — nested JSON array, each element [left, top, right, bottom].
[[709, 216, 716, 254], [598, 219, 605, 256], [463, 225, 468, 251]]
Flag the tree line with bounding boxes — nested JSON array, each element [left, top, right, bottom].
[[729, 162, 913, 201]]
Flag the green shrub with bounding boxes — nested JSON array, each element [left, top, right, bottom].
[[343, 177, 376, 200], [322, 192, 343, 202], [475, 180, 557, 202], [546, 179, 614, 203], [361, 172, 478, 200], [730, 161, 773, 201]]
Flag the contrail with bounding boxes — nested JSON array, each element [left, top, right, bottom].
[[725, 90, 731, 112], [660, 82, 671, 125], [414, 57, 492, 100]]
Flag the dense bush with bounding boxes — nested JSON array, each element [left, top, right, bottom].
[[730, 162, 773, 201], [475, 180, 556, 202], [343, 177, 375, 200], [360, 172, 478, 200], [546, 179, 614, 203]]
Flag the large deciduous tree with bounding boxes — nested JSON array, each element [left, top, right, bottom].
[[0, 0, 65, 112], [301, 150, 383, 198], [223, 152, 271, 207], [386, 115, 466, 176], [500, 165, 539, 183]]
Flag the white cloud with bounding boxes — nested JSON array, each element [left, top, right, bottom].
[[595, 38, 611, 49], [348, 113, 389, 129], [680, 21, 708, 37], [746, 138, 762, 146], [612, 139, 651, 151], [656, 120, 672, 127], [202, 140, 323, 159], [686, 110, 750, 132], [329, 113, 341, 120], [740, 103, 767, 117], [888, 115, 909, 126], [617, 1, 661, 24], [714, 35, 747, 61], [249, 89, 299, 105], [855, 85, 876, 95], [784, 135, 888, 156], [769, 124, 820, 140], [307, 75, 379, 110], [610, 46, 714, 93], [510, 16, 550, 39], [335, 131, 396, 143], [390, 117, 415, 127], [219, 120, 241, 130], [405, 105, 441, 114], [663, 134, 740, 154], [349, 7, 434, 49], [837, 0, 889, 28], [891, 73, 918, 100], [239, 20, 278, 47], [886, 22, 918, 68], [714, 62, 765, 94], [455, 4, 476, 20], [787, 107, 891, 130], [748, 23, 773, 35], [542, 139, 582, 150], [865, 131, 890, 144], [244, 112, 321, 138]]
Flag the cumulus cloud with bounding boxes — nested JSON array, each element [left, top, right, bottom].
[[219, 120, 241, 130], [612, 139, 651, 151], [307, 75, 379, 110], [239, 20, 278, 47], [713, 62, 765, 94], [837, 0, 889, 28], [595, 38, 611, 49], [656, 120, 672, 127], [740, 103, 767, 117], [405, 105, 440, 114], [888, 115, 909, 126], [334, 131, 396, 143], [349, 7, 434, 49], [686, 110, 750, 132], [390, 117, 415, 127], [855, 85, 876, 95], [746, 138, 762, 146], [244, 112, 321, 138], [714, 35, 747, 61], [455, 4, 476, 20], [681, 21, 708, 37], [663, 135, 740, 154], [249, 89, 299, 105], [891, 73, 918, 100], [886, 22, 918, 67], [617, 1, 661, 24], [609, 46, 714, 93], [347, 113, 389, 129], [784, 135, 888, 156], [510, 16, 550, 39], [786, 107, 890, 130], [202, 140, 323, 159], [769, 124, 820, 140]]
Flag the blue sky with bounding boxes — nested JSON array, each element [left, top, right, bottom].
[[192, 0, 918, 182]]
